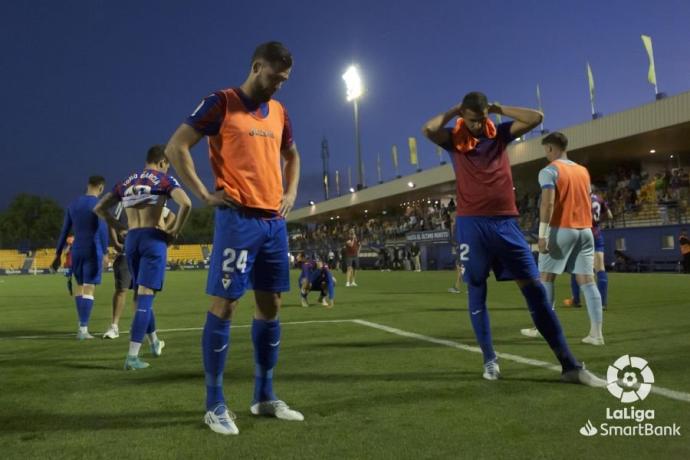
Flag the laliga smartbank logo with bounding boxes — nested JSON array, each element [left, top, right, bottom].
[[579, 355, 681, 438], [606, 355, 654, 402]]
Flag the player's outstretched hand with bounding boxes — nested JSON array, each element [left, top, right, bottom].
[[279, 191, 296, 217], [50, 255, 61, 272], [538, 238, 549, 254]]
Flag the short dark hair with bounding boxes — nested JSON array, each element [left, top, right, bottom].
[[146, 144, 167, 164], [88, 175, 105, 187], [462, 91, 489, 113], [541, 132, 568, 151], [252, 41, 292, 69]]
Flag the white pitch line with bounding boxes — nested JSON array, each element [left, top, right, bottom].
[[352, 319, 690, 404], [0, 319, 355, 340], [3, 317, 689, 404]]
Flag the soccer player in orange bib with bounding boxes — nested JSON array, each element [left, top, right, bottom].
[[165, 42, 302, 435], [521, 132, 605, 345]]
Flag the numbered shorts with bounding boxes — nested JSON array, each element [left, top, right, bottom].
[[207, 206, 290, 299], [538, 227, 595, 275], [71, 247, 103, 285], [455, 216, 538, 285], [125, 228, 168, 291], [593, 229, 605, 253]]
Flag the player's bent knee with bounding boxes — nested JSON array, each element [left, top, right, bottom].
[[137, 286, 155, 296], [209, 296, 238, 320], [575, 274, 595, 285], [254, 291, 280, 320], [81, 284, 95, 296], [540, 272, 557, 283], [514, 278, 540, 289]]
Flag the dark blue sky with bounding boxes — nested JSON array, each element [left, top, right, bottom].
[[1, 0, 689, 210]]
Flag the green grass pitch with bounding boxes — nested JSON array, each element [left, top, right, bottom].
[[1, 270, 689, 459]]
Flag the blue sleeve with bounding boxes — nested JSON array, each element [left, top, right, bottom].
[[55, 209, 72, 255], [184, 92, 226, 136], [97, 219, 109, 254], [163, 175, 182, 196], [538, 165, 558, 189], [496, 121, 516, 144]]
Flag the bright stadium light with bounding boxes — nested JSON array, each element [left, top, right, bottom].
[[349, 187, 356, 193], [342, 65, 364, 102], [649, 149, 656, 154], [308, 200, 315, 206], [407, 181, 415, 188], [343, 65, 365, 190]]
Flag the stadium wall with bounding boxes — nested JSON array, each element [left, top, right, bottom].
[[602, 224, 687, 272]]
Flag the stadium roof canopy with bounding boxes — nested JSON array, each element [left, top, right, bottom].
[[288, 90, 690, 224]]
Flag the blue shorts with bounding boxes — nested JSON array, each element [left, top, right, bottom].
[[71, 249, 103, 285], [207, 207, 290, 299], [125, 228, 168, 291], [593, 230, 605, 253], [455, 216, 539, 284], [299, 273, 327, 291]]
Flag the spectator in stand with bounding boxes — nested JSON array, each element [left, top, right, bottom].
[[670, 169, 681, 201], [680, 229, 690, 274], [410, 242, 421, 272], [344, 228, 360, 287]]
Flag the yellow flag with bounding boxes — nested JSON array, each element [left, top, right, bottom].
[[641, 35, 657, 86], [392, 145, 399, 169], [587, 62, 595, 102], [408, 137, 418, 166]]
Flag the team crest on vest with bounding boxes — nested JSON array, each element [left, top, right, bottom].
[[248, 128, 275, 138]]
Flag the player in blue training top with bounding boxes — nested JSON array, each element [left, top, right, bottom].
[[298, 259, 335, 308], [52, 176, 108, 340], [422, 91, 603, 386], [95, 145, 192, 370]]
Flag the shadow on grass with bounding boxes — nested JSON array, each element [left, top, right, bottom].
[[0, 330, 76, 339], [0, 410, 201, 434]]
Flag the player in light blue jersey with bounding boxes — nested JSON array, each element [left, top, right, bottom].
[[52, 176, 108, 340], [95, 145, 191, 370]]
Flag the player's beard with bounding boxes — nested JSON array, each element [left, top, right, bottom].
[[255, 84, 275, 103]]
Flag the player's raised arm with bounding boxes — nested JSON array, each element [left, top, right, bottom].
[[167, 188, 192, 241], [422, 103, 463, 147], [490, 104, 543, 138], [280, 143, 300, 217], [165, 124, 227, 207]]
